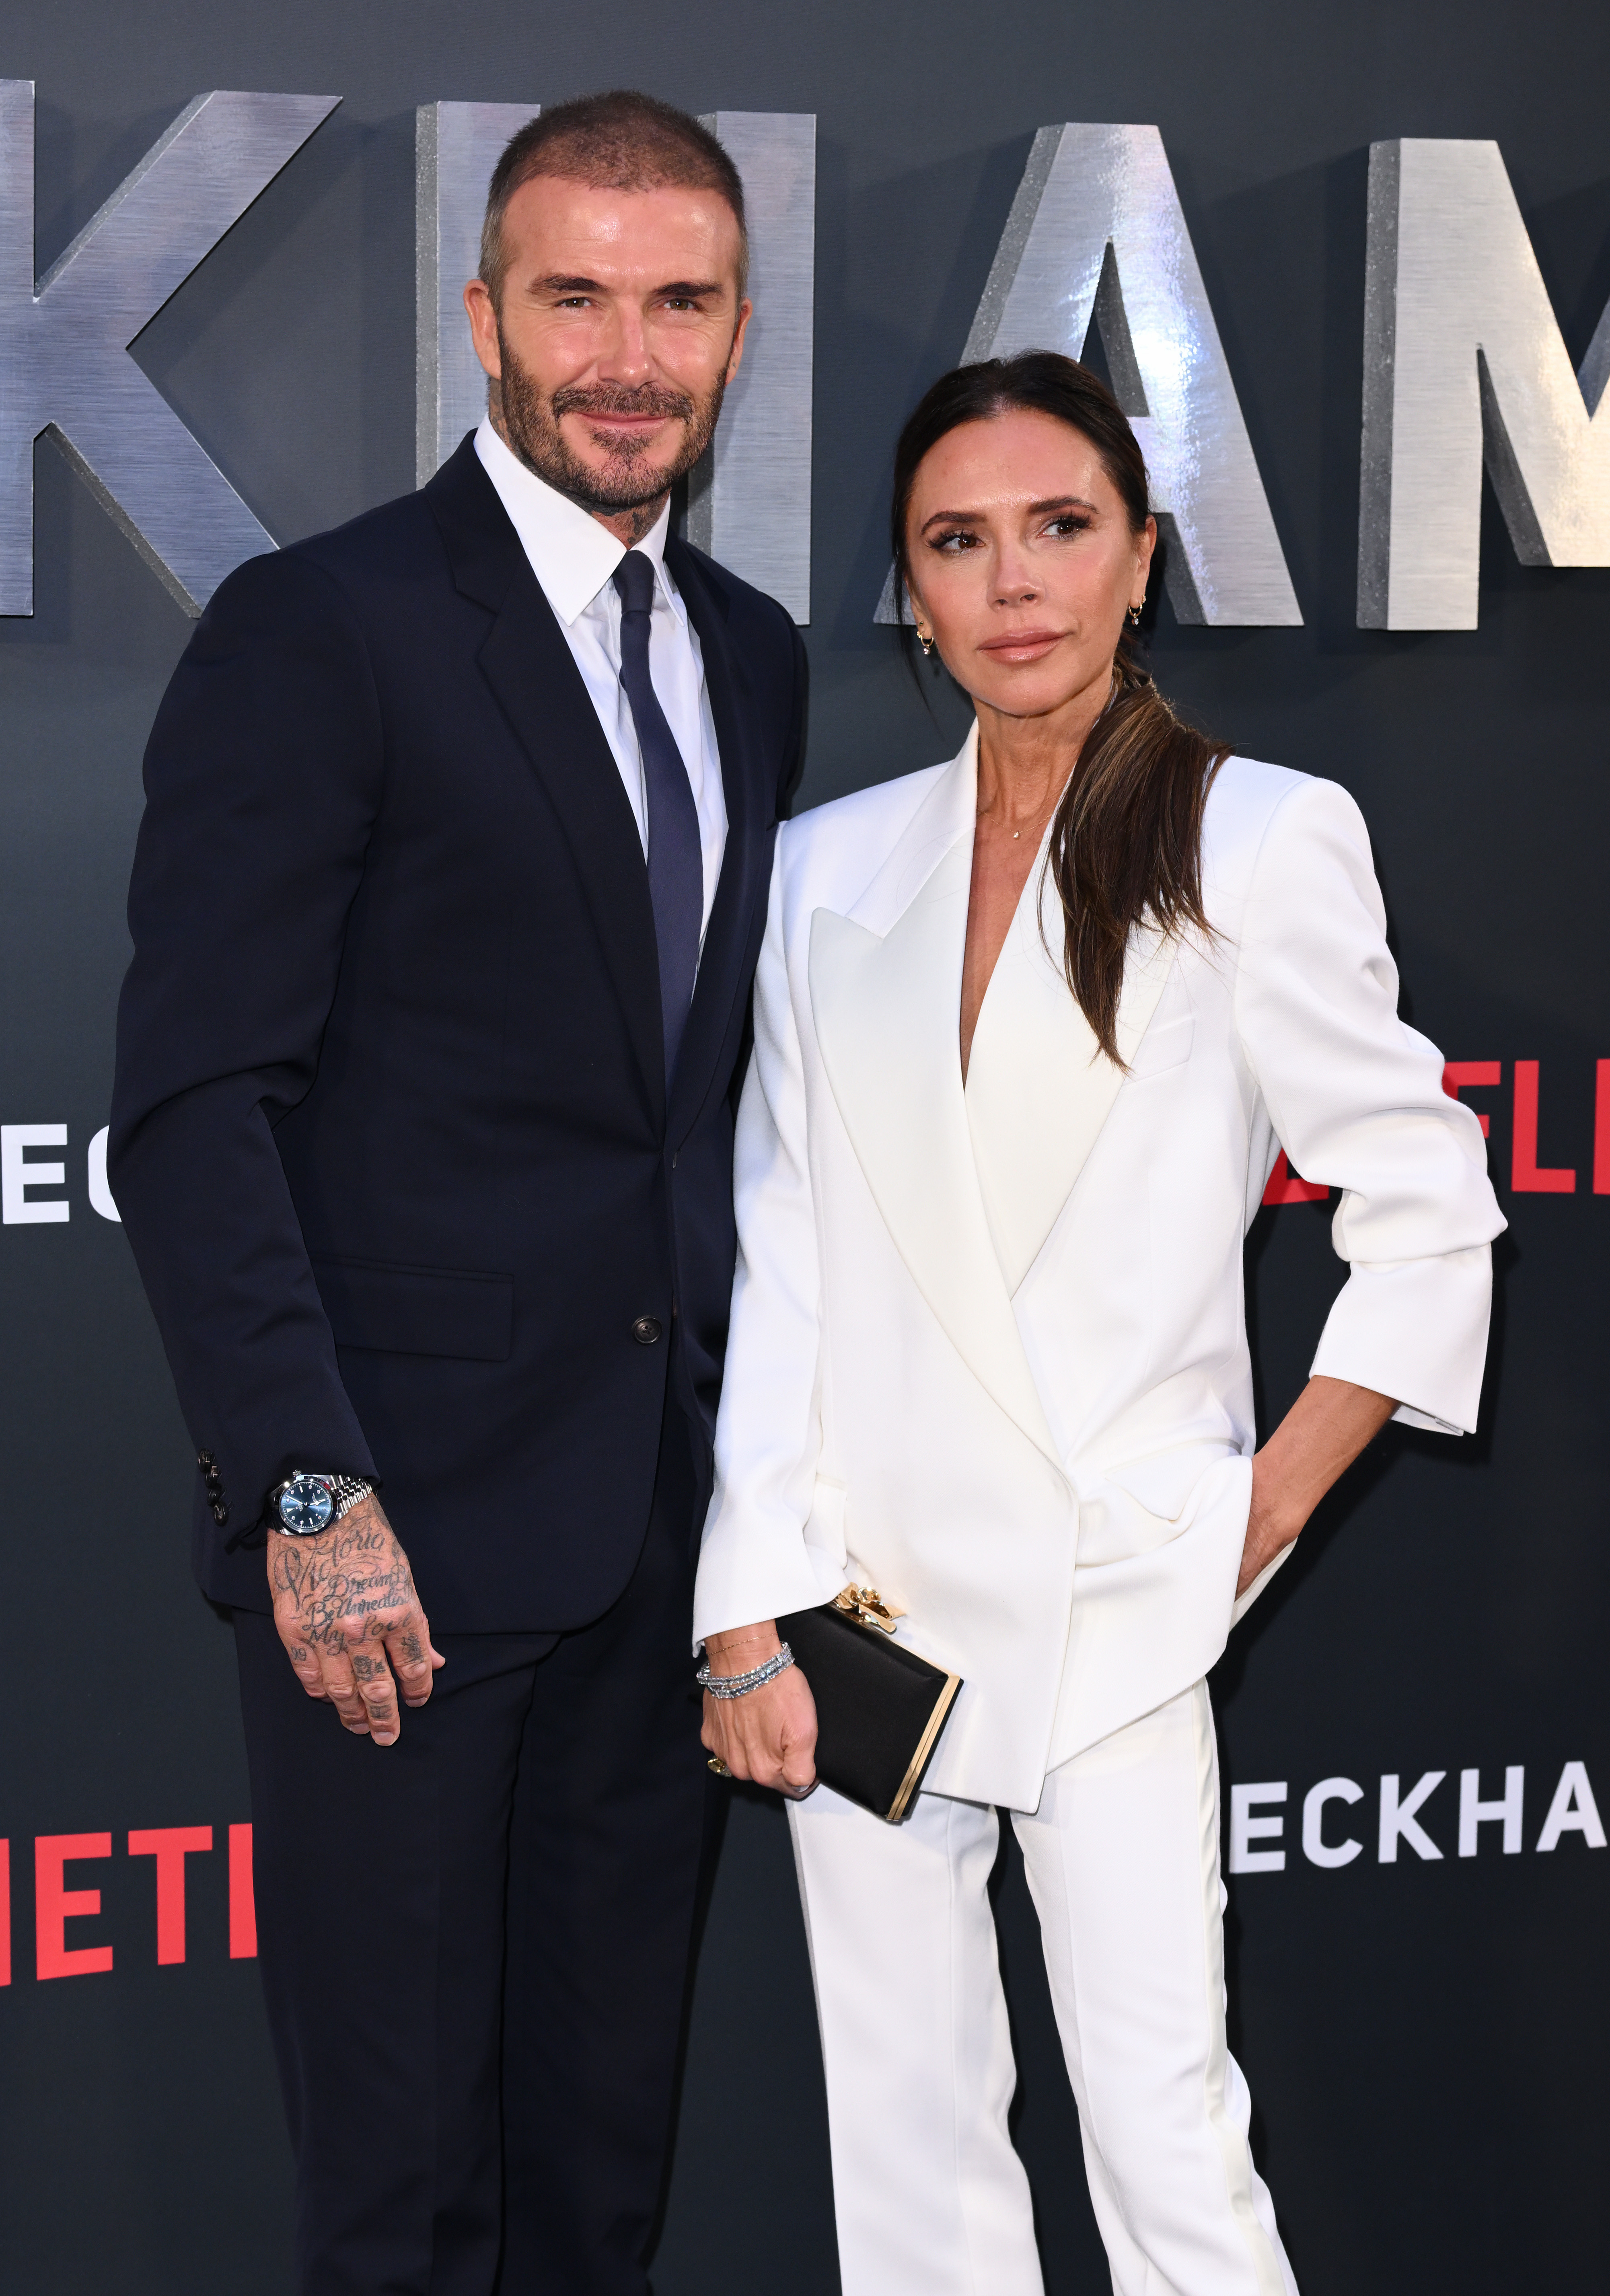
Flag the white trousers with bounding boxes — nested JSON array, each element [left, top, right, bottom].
[[787, 1681, 1298, 2296]]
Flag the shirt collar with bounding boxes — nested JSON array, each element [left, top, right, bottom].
[[474, 416, 673, 626]]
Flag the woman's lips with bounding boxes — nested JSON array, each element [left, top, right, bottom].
[[978, 629, 1065, 659]]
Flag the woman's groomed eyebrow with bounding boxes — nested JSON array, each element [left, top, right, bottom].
[[919, 494, 1101, 533]]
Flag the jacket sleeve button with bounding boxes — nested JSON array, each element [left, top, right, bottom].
[[631, 1316, 663, 1346]]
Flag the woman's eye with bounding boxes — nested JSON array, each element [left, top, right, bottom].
[[931, 530, 979, 553], [1047, 515, 1092, 539]]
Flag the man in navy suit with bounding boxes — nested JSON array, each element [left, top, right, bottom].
[[109, 90, 805, 2296]]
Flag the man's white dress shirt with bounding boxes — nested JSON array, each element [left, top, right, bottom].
[[475, 418, 727, 943]]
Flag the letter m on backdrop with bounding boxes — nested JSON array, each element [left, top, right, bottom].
[[1359, 138, 1610, 629], [0, 81, 337, 616]]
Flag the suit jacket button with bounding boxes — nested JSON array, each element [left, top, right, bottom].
[[631, 1316, 662, 1346]]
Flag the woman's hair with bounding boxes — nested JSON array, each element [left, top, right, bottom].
[[890, 351, 1230, 1065]]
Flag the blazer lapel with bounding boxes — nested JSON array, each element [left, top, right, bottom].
[[965, 859, 1174, 1291], [807, 735, 1062, 1469], [428, 442, 665, 1122], [664, 541, 767, 1142]]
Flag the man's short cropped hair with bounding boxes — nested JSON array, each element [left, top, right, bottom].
[[479, 91, 749, 306]]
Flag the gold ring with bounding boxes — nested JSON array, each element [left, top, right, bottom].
[[707, 1755, 732, 1778]]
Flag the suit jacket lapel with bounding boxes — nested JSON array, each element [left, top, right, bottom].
[[428, 442, 664, 1122], [807, 735, 1063, 1468], [664, 541, 767, 1142], [965, 859, 1174, 1291]]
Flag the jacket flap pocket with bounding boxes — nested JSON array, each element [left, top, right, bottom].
[[1126, 1011, 1193, 1079], [313, 1256, 514, 1363], [1102, 1439, 1238, 1522], [1126, 964, 1194, 1078]]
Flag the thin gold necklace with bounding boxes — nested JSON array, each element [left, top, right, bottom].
[[979, 783, 1064, 842]]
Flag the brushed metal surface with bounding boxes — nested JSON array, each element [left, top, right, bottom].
[[0, 81, 338, 617], [876, 121, 1300, 628], [414, 100, 539, 485], [1359, 138, 1610, 631], [686, 112, 814, 623]]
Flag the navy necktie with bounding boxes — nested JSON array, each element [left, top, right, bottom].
[[612, 549, 704, 1078]]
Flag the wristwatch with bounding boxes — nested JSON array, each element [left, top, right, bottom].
[[265, 1470, 376, 1537]]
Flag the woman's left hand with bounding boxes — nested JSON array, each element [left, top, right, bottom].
[[1240, 1374, 1397, 1597]]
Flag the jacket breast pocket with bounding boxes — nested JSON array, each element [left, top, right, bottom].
[[312, 1255, 515, 1363], [1125, 962, 1194, 1080]]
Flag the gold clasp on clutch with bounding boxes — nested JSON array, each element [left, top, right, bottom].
[[832, 1584, 904, 1634]]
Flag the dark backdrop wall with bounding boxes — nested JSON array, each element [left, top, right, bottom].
[[0, 4, 1604, 2291]]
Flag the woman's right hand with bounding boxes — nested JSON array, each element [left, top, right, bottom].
[[701, 1620, 819, 1799]]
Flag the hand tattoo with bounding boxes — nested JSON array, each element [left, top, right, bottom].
[[267, 1495, 437, 1743], [268, 1500, 422, 1655]]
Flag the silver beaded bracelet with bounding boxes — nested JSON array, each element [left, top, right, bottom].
[[696, 1644, 795, 1700]]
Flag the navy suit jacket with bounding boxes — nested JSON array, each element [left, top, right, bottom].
[[109, 436, 806, 1629]]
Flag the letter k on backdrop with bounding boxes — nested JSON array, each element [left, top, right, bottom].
[[0, 81, 337, 615]]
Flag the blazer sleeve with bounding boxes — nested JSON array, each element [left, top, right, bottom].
[[1232, 774, 1506, 1435], [693, 841, 844, 1644], [108, 549, 383, 1531]]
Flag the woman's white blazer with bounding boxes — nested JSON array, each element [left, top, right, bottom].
[[694, 728, 1505, 1811]]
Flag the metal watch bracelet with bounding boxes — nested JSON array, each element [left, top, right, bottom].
[[323, 1473, 376, 1521]]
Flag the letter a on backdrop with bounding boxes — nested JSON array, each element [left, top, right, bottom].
[[1359, 138, 1610, 629], [0, 82, 339, 616], [876, 123, 1302, 627]]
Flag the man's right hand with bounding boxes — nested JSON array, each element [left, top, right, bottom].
[[267, 1494, 444, 1745], [700, 1620, 818, 1798]]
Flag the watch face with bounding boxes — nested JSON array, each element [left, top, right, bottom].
[[277, 1474, 335, 1534]]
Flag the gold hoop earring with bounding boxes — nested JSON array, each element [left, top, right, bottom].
[[1127, 603, 1142, 628], [917, 629, 936, 658]]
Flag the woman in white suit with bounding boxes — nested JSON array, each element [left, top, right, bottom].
[[694, 353, 1503, 2296]]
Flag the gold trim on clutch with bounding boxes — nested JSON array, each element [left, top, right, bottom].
[[885, 1672, 962, 1824]]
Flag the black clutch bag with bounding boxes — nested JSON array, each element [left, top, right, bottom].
[[777, 1587, 962, 1824]]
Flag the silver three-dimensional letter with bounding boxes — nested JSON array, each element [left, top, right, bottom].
[[415, 100, 540, 485], [876, 122, 1300, 627], [0, 81, 339, 616], [415, 103, 815, 624], [687, 113, 814, 623], [1359, 138, 1610, 631]]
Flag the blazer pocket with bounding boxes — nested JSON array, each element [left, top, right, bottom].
[[1125, 1009, 1194, 1080], [1102, 1439, 1239, 1523], [312, 1255, 514, 1363]]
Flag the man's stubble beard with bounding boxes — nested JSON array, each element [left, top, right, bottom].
[[493, 323, 728, 538]]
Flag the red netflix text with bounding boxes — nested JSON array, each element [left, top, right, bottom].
[[0, 1823, 255, 1984], [1264, 1059, 1607, 1205]]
